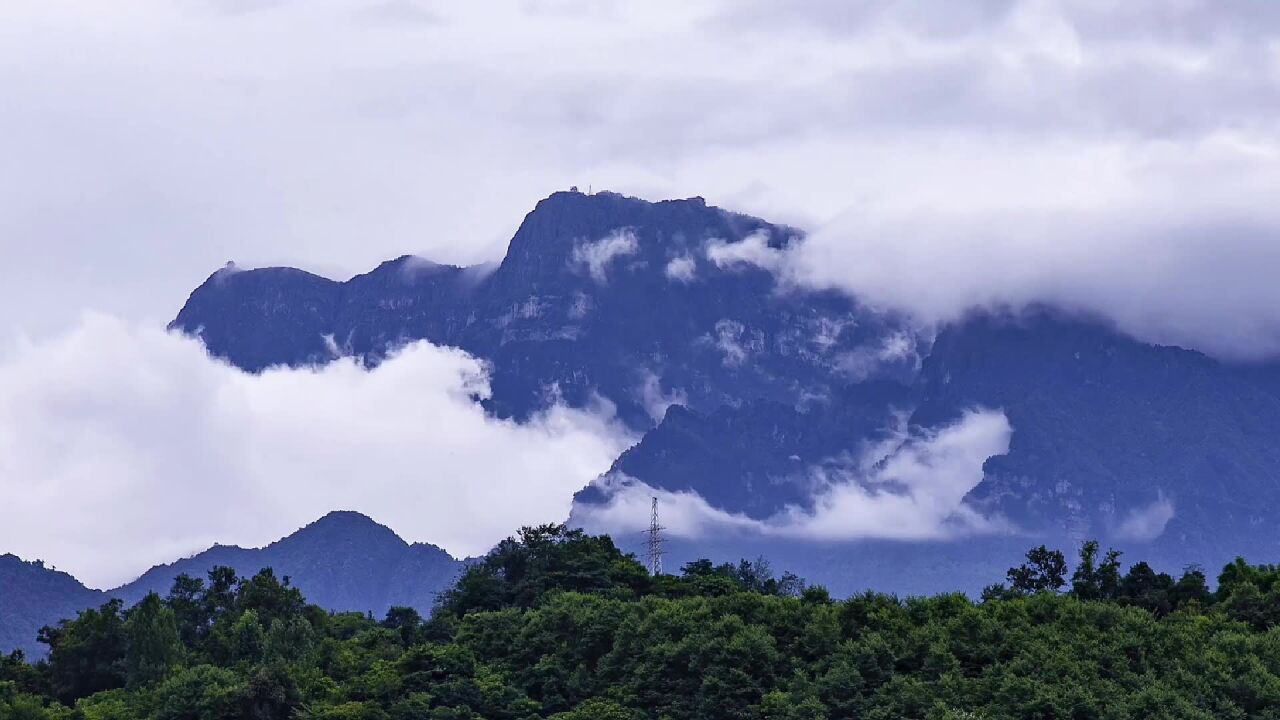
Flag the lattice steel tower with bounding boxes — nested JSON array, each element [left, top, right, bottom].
[[645, 496, 665, 576]]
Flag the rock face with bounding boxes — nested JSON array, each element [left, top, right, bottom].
[[164, 189, 1280, 590], [0, 513, 461, 656], [911, 311, 1280, 565], [172, 190, 916, 429]]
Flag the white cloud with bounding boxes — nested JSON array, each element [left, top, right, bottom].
[[636, 370, 687, 423], [664, 255, 697, 283], [781, 408, 1013, 540], [1113, 493, 1175, 541], [710, 319, 757, 367], [3, 1, 1280, 362], [571, 473, 764, 538], [788, 163, 1280, 359], [571, 229, 639, 284], [1, 0, 1278, 583], [573, 408, 1013, 541], [706, 232, 785, 273], [0, 313, 632, 588], [833, 330, 918, 380]]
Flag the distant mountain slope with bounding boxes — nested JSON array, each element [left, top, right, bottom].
[[172, 190, 915, 428], [578, 380, 915, 518], [0, 555, 104, 658], [579, 307, 1280, 563], [912, 309, 1280, 564], [0, 512, 461, 656], [114, 511, 461, 613], [167, 190, 1280, 592]]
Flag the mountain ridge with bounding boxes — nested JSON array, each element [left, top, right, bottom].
[[13, 189, 1280, 628], [0, 511, 462, 657], [164, 191, 1280, 585], [171, 189, 911, 429]]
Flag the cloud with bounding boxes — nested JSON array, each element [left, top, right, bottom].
[[835, 330, 919, 380], [664, 255, 697, 283], [1113, 493, 1175, 541], [573, 408, 1013, 541], [571, 474, 764, 539], [570, 229, 639, 284], [2, 0, 1279, 581], [787, 166, 1280, 359], [0, 313, 632, 588], [352, 0, 444, 27], [708, 319, 761, 368], [706, 232, 785, 274], [636, 370, 687, 423], [3, 0, 1280, 363], [781, 408, 1013, 540]]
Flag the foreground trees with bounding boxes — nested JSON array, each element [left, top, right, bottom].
[[5, 528, 1280, 718]]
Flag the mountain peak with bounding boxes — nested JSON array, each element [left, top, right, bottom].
[[288, 510, 405, 547], [99, 512, 462, 632], [493, 189, 777, 289]]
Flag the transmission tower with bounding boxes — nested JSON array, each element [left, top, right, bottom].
[[645, 496, 665, 576]]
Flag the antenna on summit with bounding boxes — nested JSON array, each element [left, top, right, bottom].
[[645, 496, 664, 576]]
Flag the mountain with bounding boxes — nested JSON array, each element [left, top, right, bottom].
[[166, 189, 1280, 592], [173, 190, 915, 429], [0, 556, 105, 658], [113, 511, 461, 613], [912, 309, 1280, 567], [0, 512, 461, 656], [577, 380, 915, 518]]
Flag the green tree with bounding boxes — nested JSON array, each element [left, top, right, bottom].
[[1069, 540, 1122, 600], [1169, 565, 1211, 610], [151, 665, 246, 720], [125, 592, 183, 687], [229, 610, 266, 664], [166, 574, 209, 647], [242, 663, 301, 720], [202, 567, 239, 623], [548, 698, 642, 720], [380, 607, 423, 647], [438, 524, 650, 616], [265, 616, 316, 663], [1006, 545, 1067, 594], [37, 599, 128, 703], [1117, 561, 1175, 615]]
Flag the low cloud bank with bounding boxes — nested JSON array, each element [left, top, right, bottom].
[[0, 314, 632, 588], [5, 1, 1280, 364], [788, 182, 1280, 360], [573, 408, 1013, 542]]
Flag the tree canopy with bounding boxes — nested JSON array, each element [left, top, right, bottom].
[[3, 529, 1280, 719]]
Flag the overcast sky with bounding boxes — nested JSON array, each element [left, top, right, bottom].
[[3, 0, 1278, 356], [2, 0, 1279, 583]]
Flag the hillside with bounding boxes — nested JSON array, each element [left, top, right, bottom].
[[0, 556, 104, 658], [114, 511, 461, 614], [165, 190, 1280, 593], [6, 526, 1280, 719], [172, 190, 914, 429], [0, 513, 460, 656]]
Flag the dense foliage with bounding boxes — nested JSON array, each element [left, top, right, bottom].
[[6, 526, 1280, 719]]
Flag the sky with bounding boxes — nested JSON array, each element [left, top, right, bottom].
[[3, 0, 1278, 355], [1, 0, 1278, 584]]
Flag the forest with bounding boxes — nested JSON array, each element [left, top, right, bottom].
[[4, 526, 1280, 720]]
